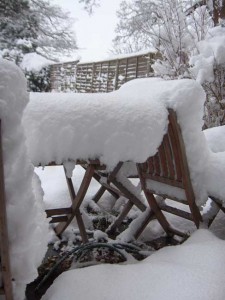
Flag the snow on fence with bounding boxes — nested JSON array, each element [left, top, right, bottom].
[[50, 51, 158, 93]]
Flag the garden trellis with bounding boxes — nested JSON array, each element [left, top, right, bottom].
[[50, 51, 157, 93]]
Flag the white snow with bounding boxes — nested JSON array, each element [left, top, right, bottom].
[[43, 229, 225, 300], [204, 125, 225, 153], [20, 52, 53, 72], [0, 59, 49, 300], [190, 26, 225, 84]]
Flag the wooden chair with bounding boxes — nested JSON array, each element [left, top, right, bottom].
[[131, 109, 223, 240], [45, 161, 146, 242]]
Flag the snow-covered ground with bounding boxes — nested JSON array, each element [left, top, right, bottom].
[[43, 229, 225, 300]]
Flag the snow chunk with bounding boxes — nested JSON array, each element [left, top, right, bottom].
[[0, 59, 49, 299]]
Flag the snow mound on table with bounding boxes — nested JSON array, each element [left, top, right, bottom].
[[0, 59, 49, 299], [43, 230, 225, 300], [23, 81, 168, 168], [23, 78, 209, 205]]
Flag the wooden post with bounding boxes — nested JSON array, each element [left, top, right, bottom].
[[135, 56, 139, 78], [0, 120, 14, 300], [114, 60, 119, 90], [90, 63, 95, 93]]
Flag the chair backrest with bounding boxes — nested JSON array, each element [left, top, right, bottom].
[[138, 109, 202, 228]]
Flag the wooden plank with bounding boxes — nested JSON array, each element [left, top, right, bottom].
[[168, 121, 182, 181], [158, 143, 168, 177], [114, 60, 119, 90], [0, 120, 14, 300], [163, 134, 175, 180], [45, 207, 72, 217], [153, 154, 161, 176], [50, 216, 69, 223], [160, 204, 193, 220]]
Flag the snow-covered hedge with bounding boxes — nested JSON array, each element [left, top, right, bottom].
[[0, 59, 49, 300]]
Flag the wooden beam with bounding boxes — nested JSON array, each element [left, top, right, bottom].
[[0, 120, 14, 300]]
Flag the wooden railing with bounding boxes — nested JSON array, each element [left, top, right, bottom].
[[50, 51, 158, 93]]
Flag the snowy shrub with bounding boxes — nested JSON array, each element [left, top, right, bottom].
[[25, 66, 51, 92], [190, 26, 225, 127]]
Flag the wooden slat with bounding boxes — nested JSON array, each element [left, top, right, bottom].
[[50, 216, 69, 223], [160, 204, 193, 220], [142, 173, 183, 188], [45, 207, 72, 217], [153, 154, 160, 176], [0, 121, 14, 300], [168, 121, 182, 181], [163, 134, 175, 180], [147, 157, 154, 174], [158, 143, 168, 177]]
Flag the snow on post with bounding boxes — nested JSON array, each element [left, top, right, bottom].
[[0, 59, 49, 300]]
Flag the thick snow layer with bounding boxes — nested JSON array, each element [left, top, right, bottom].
[[190, 26, 225, 83], [23, 78, 169, 168], [20, 52, 53, 72], [0, 59, 49, 299], [43, 230, 225, 300]]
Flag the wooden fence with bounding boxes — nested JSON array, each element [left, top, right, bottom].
[[50, 51, 158, 93]]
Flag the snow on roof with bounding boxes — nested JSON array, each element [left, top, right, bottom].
[[43, 229, 225, 300], [0, 59, 49, 299]]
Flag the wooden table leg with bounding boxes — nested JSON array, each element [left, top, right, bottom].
[[54, 164, 95, 239]]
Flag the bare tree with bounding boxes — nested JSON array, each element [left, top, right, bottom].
[[78, 0, 100, 14]]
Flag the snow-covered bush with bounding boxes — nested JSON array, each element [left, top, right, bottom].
[[20, 52, 52, 92], [25, 66, 51, 92], [190, 26, 225, 127]]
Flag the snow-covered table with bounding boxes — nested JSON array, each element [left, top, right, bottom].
[[23, 77, 225, 239]]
